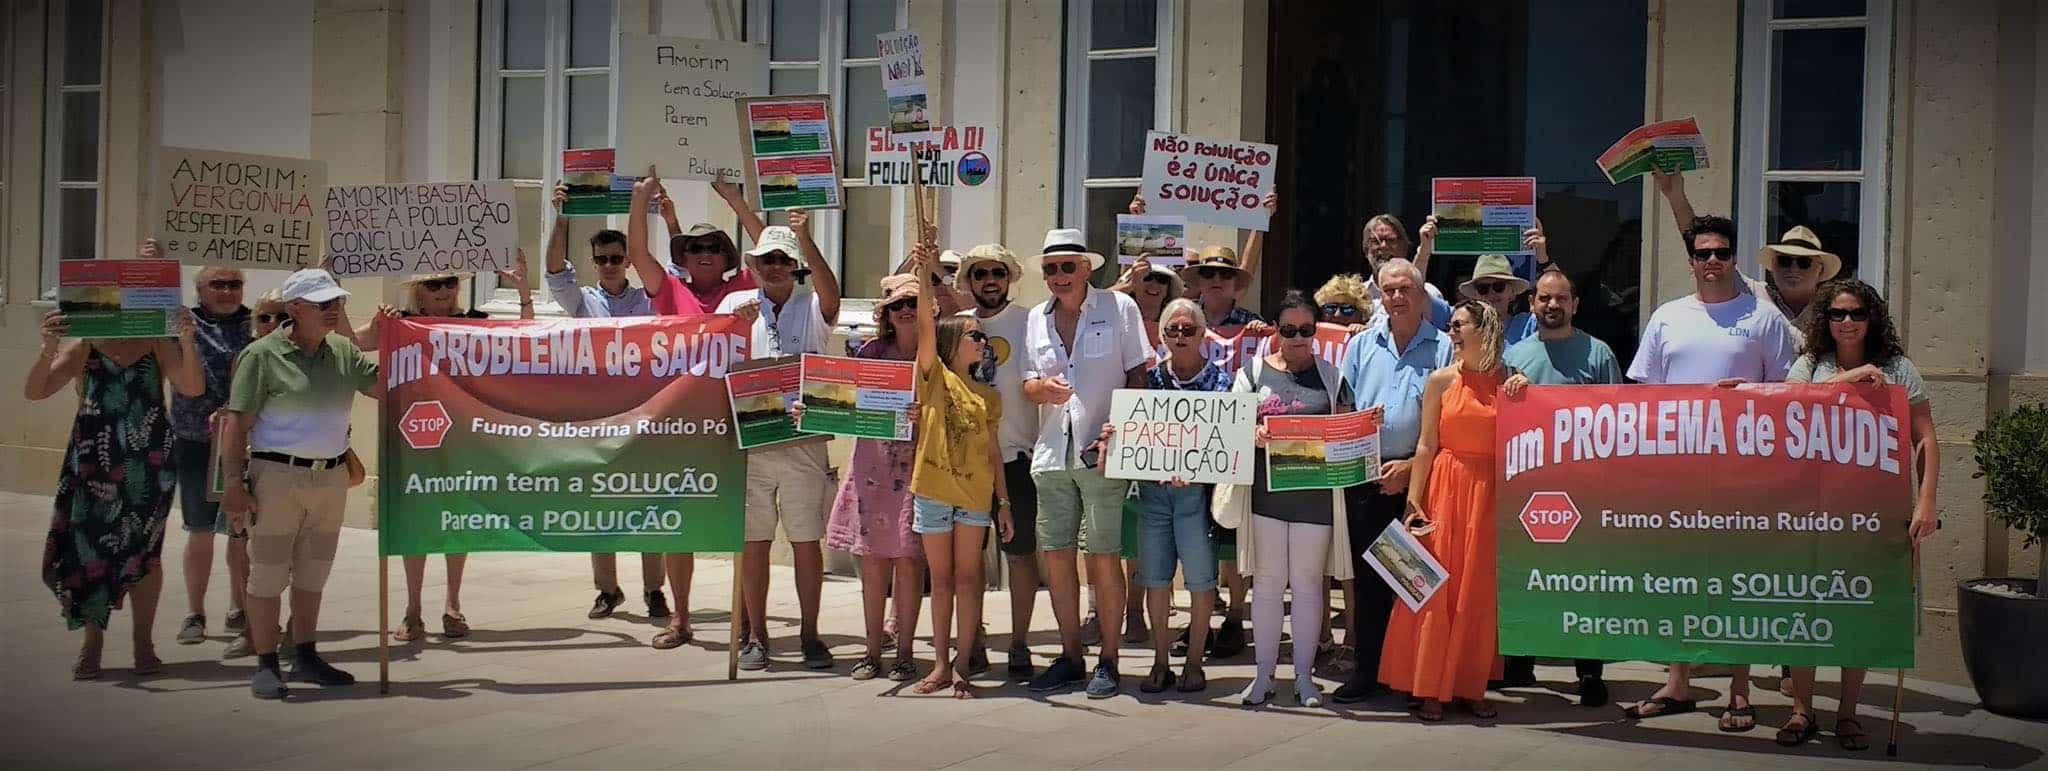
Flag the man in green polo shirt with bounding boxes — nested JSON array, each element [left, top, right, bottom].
[[220, 268, 382, 700]]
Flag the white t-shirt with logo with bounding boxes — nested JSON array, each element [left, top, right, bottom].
[[716, 287, 830, 358], [1627, 291, 1799, 385], [967, 303, 1043, 460]]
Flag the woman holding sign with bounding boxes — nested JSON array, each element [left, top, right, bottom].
[[1379, 299, 1507, 721], [26, 308, 204, 679], [1777, 280, 1939, 751]]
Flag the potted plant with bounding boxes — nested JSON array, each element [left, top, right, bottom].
[[1960, 402, 2048, 717]]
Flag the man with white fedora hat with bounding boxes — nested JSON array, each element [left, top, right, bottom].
[[1652, 170, 1842, 335], [1458, 254, 1539, 347], [1020, 227, 1150, 698]]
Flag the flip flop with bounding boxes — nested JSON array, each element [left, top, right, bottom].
[[1139, 665, 1177, 693], [1177, 667, 1208, 693], [441, 612, 471, 639], [650, 627, 692, 650], [1620, 696, 1697, 720], [951, 678, 977, 700], [1719, 704, 1758, 733], [1415, 700, 1445, 722], [1776, 712, 1819, 747], [913, 676, 948, 695], [1465, 699, 1498, 719], [392, 614, 426, 642], [1834, 717, 1869, 751]]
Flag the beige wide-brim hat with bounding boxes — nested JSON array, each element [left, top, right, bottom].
[[1757, 225, 1843, 281], [1457, 254, 1531, 299], [958, 243, 1022, 276], [401, 271, 463, 286], [1176, 245, 1253, 290]]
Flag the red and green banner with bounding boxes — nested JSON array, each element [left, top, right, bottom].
[[1496, 383, 1916, 667], [377, 316, 750, 556]]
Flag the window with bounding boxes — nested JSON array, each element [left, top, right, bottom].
[[478, 0, 616, 308], [41, 0, 106, 287], [1060, 0, 1176, 281], [752, 0, 909, 299], [1738, 0, 1891, 286]]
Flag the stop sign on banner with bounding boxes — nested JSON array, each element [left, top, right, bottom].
[[399, 400, 453, 450], [1518, 491, 1581, 543]]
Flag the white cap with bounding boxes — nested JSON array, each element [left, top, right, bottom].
[[278, 269, 349, 304], [744, 226, 802, 259], [939, 249, 963, 267]]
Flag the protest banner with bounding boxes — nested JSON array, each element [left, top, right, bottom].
[[1201, 330, 1265, 375], [797, 353, 913, 441], [1598, 116, 1710, 184], [1430, 177, 1536, 255], [862, 125, 997, 187], [1263, 411, 1382, 492], [876, 29, 933, 143], [561, 148, 634, 215], [736, 95, 843, 211], [612, 34, 768, 181], [1140, 131, 1277, 231], [57, 259, 179, 339], [1102, 389, 1261, 486], [376, 315, 751, 556], [1116, 215, 1187, 267], [152, 147, 324, 270], [1496, 383, 1916, 667], [321, 181, 521, 278], [1366, 520, 1450, 612], [726, 356, 811, 450]]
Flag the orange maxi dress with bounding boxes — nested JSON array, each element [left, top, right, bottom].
[[1378, 368, 1504, 702]]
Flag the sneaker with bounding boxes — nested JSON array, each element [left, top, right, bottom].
[[588, 589, 626, 619], [1028, 655, 1088, 693], [1079, 612, 1102, 647], [1211, 618, 1247, 659], [1331, 678, 1387, 704], [850, 656, 882, 680], [801, 637, 833, 670], [1579, 676, 1610, 708], [290, 651, 356, 686], [1085, 661, 1122, 699], [222, 634, 255, 659], [250, 667, 289, 700], [1006, 646, 1034, 679], [224, 608, 247, 632], [177, 614, 206, 645], [645, 590, 671, 618], [738, 641, 769, 671]]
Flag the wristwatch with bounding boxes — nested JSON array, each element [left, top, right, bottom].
[[996, 497, 1011, 510]]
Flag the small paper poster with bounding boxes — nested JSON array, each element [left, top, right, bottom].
[[1597, 117, 1710, 184], [58, 259, 180, 339], [737, 95, 844, 211], [561, 148, 634, 216], [797, 353, 914, 441], [877, 30, 933, 143], [1365, 519, 1450, 612], [1263, 411, 1382, 492], [1116, 215, 1188, 267], [1430, 177, 1536, 255], [726, 356, 812, 450]]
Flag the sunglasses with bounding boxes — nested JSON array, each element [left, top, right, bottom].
[[1196, 266, 1235, 281], [1473, 280, 1512, 295], [941, 265, 959, 275], [1142, 272, 1176, 286], [755, 253, 798, 267], [966, 330, 988, 343], [969, 267, 1010, 281], [683, 241, 721, 255], [254, 313, 283, 324], [207, 280, 244, 291], [418, 277, 459, 291], [1320, 303, 1358, 317], [1690, 247, 1736, 263], [1042, 261, 1083, 277], [1824, 307, 1871, 323], [883, 298, 917, 314], [1162, 323, 1201, 338], [1775, 255, 1815, 270], [592, 254, 626, 267], [1274, 325, 1317, 339], [293, 298, 342, 311]]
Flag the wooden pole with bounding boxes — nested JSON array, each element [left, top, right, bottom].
[[378, 555, 390, 694], [727, 550, 743, 681]]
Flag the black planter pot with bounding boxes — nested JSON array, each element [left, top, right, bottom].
[[1958, 578, 2048, 718]]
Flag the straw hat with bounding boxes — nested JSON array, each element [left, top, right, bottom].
[[1757, 226, 1842, 280], [958, 243, 1021, 276], [401, 271, 463, 286], [1037, 228, 1105, 271], [1177, 245, 1252, 290], [1457, 255, 1531, 299]]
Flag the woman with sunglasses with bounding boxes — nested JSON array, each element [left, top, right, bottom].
[[1315, 274, 1372, 337], [817, 274, 929, 683], [1379, 299, 1508, 721], [358, 258, 535, 643], [1109, 257, 1185, 361], [1459, 255, 1537, 348], [1775, 279, 1939, 750], [1233, 290, 1360, 708]]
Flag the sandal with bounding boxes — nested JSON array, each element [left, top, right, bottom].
[[133, 646, 164, 676], [850, 656, 883, 680], [392, 614, 426, 642], [1415, 699, 1445, 722], [913, 675, 949, 695], [1464, 698, 1498, 719], [441, 612, 471, 639], [1718, 703, 1758, 733], [1177, 666, 1208, 693], [650, 627, 692, 650], [1620, 696, 1697, 720], [886, 658, 919, 682], [1775, 712, 1819, 747], [1834, 717, 1869, 751], [73, 650, 102, 681], [951, 677, 977, 699], [1139, 665, 1177, 694]]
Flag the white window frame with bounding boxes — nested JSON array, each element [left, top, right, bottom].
[[1737, 0, 1892, 288], [749, 0, 911, 291], [1058, 0, 1178, 231], [40, 0, 108, 292]]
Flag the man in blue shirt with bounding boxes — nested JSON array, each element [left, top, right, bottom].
[[1331, 257, 1452, 703]]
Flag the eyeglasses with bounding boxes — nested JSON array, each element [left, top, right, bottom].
[[207, 280, 244, 291], [1275, 325, 1316, 339], [1042, 261, 1083, 277], [883, 298, 917, 314], [1142, 272, 1176, 286], [969, 267, 1010, 281], [418, 277, 459, 291], [1320, 303, 1358, 317], [1776, 255, 1815, 270], [966, 330, 988, 343], [1162, 323, 1201, 338], [1690, 247, 1736, 263], [1824, 307, 1871, 323], [592, 254, 626, 267], [254, 313, 283, 324], [1473, 280, 1511, 295], [1196, 266, 1234, 281]]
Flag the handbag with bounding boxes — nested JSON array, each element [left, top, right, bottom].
[[1209, 355, 1263, 530]]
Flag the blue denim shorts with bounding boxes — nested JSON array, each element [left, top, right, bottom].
[[912, 495, 993, 534], [1136, 482, 1218, 592]]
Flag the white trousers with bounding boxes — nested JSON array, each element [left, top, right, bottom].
[[1251, 513, 1332, 683]]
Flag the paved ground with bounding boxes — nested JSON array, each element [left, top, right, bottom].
[[1, 490, 2042, 770]]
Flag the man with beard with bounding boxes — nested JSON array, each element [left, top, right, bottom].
[[1360, 214, 1452, 330], [1498, 266, 1619, 705], [1651, 170, 1841, 337]]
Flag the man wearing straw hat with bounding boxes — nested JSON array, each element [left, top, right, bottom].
[[1458, 254, 1539, 347], [1651, 170, 1842, 335], [1020, 228, 1151, 698]]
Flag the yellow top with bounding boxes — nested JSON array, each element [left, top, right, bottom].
[[909, 357, 1003, 512]]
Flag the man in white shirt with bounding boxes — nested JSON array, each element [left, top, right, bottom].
[[714, 214, 841, 672], [958, 243, 1050, 680], [1020, 228, 1150, 698], [1622, 213, 1797, 732]]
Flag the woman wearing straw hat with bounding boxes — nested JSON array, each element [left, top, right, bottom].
[[1458, 254, 1538, 348], [357, 258, 535, 643]]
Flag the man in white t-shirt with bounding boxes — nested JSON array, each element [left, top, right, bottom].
[[957, 243, 1048, 680], [1622, 213, 1796, 732], [713, 213, 841, 672]]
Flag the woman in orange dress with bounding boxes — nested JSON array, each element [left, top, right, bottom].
[[1378, 299, 1507, 721]]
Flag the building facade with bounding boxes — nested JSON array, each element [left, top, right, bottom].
[[2, 0, 2042, 686]]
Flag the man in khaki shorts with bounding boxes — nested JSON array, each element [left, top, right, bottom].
[[220, 268, 382, 700]]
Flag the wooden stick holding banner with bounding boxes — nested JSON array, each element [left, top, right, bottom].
[[378, 556, 390, 694], [728, 550, 743, 681]]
